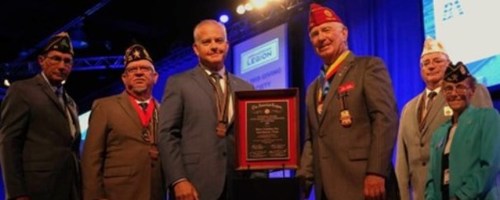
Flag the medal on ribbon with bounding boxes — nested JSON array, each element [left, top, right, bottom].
[[216, 122, 227, 138], [338, 82, 355, 127], [340, 110, 352, 127]]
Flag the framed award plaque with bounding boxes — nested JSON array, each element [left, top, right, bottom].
[[234, 88, 299, 170]]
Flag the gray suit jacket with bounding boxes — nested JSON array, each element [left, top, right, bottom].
[[0, 74, 81, 199], [297, 54, 399, 200], [395, 83, 492, 200], [158, 65, 254, 200], [82, 92, 165, 200]]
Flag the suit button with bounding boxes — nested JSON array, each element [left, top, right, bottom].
[[420, 143, 424, 147], [422, 162, 426, 166], [222, 152, 227, 156]]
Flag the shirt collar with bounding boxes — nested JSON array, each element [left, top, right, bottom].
[[41, 72, 61, 92], [135, 98, 152, 104], [201, 64, 226, 78], [425, 87, 441, 96]]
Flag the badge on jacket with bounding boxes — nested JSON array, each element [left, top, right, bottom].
[[443, 106, 453, 117], [338, 82, 355, 128]]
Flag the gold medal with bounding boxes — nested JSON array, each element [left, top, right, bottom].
[[149, 145, 159, 160], [216, 122, 227, 137], [340, 110, 352, 127]]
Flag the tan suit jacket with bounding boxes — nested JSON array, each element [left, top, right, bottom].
[[82, 92, 165, 200]]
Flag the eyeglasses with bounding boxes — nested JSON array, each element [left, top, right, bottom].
[[125, 66, 154, 74], [443, 84, 470, 95], [46, 55, 73, 65]]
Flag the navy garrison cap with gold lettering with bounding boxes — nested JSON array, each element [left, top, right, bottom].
[[444, 61, 471, 83], [124, 44, 153, 67], [42, 32, 74, 55]]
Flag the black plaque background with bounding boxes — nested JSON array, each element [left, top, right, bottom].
[[246, 101, 289, 161], [234, 88, 299, 170]]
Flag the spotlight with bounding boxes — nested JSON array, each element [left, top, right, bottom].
[[219, 14, 229, 24], [250, 0, 267, 9], [236, 5, 246, 15], [245, 3, 254, 11]]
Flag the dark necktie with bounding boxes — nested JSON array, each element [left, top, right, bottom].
[[210, 73, 225, 109], [55, 86, 65, 108], [419, 91, 437, 131], [56, 86, 76, 138], [138, 102, 148, 112]]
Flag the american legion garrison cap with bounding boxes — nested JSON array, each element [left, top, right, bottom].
[[42, 32, 74, 55], [308, 3, 343, 31], [124, 44, 154, 67], [444, 61, 471, 83], [421, 37, 447, 57]]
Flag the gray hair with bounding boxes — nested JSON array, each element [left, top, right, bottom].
[[193, 19, 227, 42]]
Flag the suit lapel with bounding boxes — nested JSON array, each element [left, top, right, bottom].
[[192, 65, 215, 97], [415, 92, 425, 132], [35, 74, 80, 140], [305, 79, 321, 137], [64, 94, 81, 134], [405, 96, 421, 140], [319, 53, 355, 125], [227, 73, 242, 91], [308, 79, 321, 126], [117, 92, 143, 129], [421, 92, 446, 135], [35, 75, 66, 114], [191, 66, 217, 112]]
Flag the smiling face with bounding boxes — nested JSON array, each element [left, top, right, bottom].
[[420, 52, 449, 89], [192, 20, 229, 71], [309, 22, 348, 65], [38, 50, 73, 86], [442, 77, 475, 115], [121, 59, 158, 98]]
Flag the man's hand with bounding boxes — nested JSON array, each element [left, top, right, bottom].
[[363, 174, 386, 200], [174, 180, 199, 200]]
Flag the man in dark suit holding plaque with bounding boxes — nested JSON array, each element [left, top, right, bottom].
[[158, 19, 254, 200], [296, 3, 399, 200]]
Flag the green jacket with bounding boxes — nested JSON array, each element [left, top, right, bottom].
[[425, 106, 500, 200]]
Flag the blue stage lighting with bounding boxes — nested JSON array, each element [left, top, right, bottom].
[[219, 14, 229, 24]]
